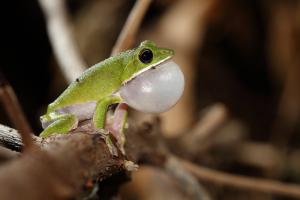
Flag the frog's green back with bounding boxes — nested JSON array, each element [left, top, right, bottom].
[[47, 51, 131, 113]]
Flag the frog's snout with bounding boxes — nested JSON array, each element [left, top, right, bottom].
[[160, 48, 174, 57]]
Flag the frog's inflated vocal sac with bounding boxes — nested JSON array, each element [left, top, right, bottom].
[[40, 40, 185, 154]]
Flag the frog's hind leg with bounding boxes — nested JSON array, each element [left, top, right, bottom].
[[40, 114, 78, 138]]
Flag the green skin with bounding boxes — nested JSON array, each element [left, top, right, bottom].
[[40, 40, 174, 153]]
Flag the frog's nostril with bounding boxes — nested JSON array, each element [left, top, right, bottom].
[[161, 48, 174, 56]]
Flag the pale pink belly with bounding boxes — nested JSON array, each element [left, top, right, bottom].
[[56, 101, 97, 121]]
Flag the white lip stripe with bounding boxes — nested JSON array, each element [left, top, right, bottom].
[[122, 56, 172, 85]]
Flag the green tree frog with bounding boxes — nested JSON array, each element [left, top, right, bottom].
[[40, 40, 184, 154]]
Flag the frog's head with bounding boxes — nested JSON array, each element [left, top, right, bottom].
[[121, 40, 174, 83], [119, 40, 184, 114]]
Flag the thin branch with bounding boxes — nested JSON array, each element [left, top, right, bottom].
[[0, 124, 23, 151], [165, 156, 211, 200], [111, 0, 152, 55], [3, 116, 300, 199], [187, 103, 228, 142], [38, 0, 86, 83], [0, 125, 126, 200], [0, 75, 33, 150], [0, 146, 19, 164], [179, 157, 300, 199], [169, 103, 228, 157]]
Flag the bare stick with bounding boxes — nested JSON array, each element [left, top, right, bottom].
[[111, 0, 152, 55], [0, 76, 33, 150], [0, 134, 125, 200], [170, 103, 228, 156], [38, 0, 86, 83], [179, 158, 300, 198], [0, 124, 23, 151], [165, 156, 211, 200], [0, 146, 19, 163], [0, 119, 166, 199], [187, 103, 228, 142], [0, 123, 128, 200]]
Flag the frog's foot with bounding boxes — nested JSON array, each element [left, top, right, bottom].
[[40, 114, 78, 138], [103, 134, 118, 157], [109, 103, 128, 155], [108, 128, 126, 155]]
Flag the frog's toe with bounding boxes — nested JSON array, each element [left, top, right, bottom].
[[104, 135, 118, 157], [39, 129, 52, 138], [39, 114, 77, 138], [41, 119, 53, 129]]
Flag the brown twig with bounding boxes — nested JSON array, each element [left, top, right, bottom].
[[38, 0, 86, 83], [0, 123, 127, 200], [186, 103, 228, 142], [0, 124, 24, 151], [111, 0, 152, 55], [168, 103, 228, 157], [0, 75, 33, 150], [267, 2, 300, 147], [165, 156, 211, 200], [3, 116, 300, 199], [233, 142, 284, 175], [179, 157, 300, 199], [122, 118, 212, 199], [0, 146, 19, 164]]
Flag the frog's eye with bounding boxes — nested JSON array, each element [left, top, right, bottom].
[[139, 48, 153, 63]]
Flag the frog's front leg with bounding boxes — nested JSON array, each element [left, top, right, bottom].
[[40, 113, 78, 138], [93, 95, 122, 155]]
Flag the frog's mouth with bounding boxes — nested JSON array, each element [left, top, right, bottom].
[[122, 56, 172, 85]]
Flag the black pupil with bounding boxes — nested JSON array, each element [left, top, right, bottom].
[[139, 49, 153, 63]]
